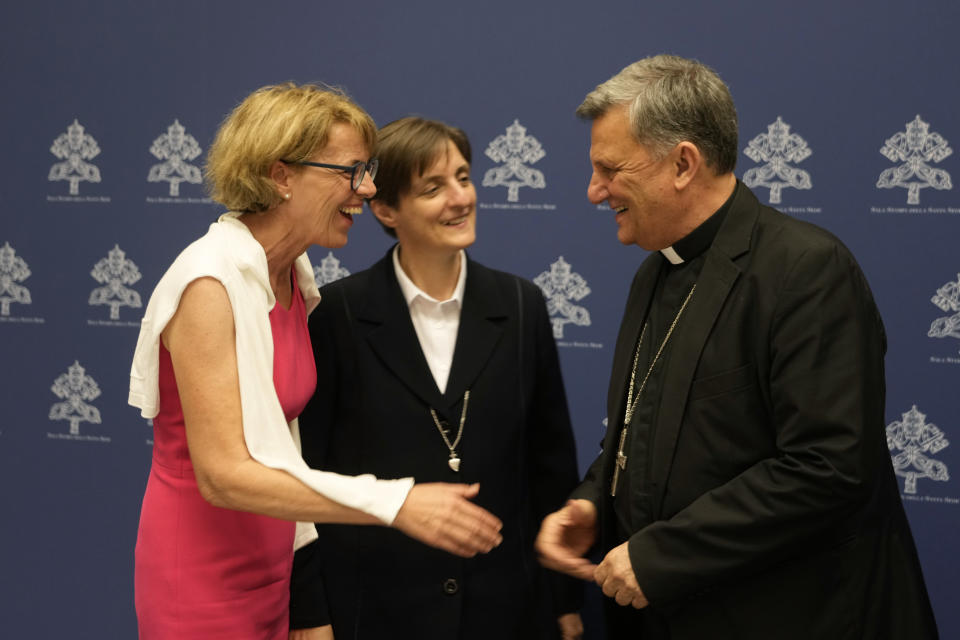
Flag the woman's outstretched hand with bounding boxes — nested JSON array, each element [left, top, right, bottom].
[[392, 483, 503, 557]]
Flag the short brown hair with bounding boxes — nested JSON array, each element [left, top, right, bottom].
[[370, 117, 472, 238], [205, 82, 376, 213]]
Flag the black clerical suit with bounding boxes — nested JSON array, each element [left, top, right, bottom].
[[572, 182, 938, 639], [289, 249, 582, 639]]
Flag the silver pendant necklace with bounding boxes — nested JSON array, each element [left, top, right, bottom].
[[611, 284, 696, 496], [429, 389, 470, 472]]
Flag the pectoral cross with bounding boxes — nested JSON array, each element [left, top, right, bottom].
[[610, 426, 629, 497]]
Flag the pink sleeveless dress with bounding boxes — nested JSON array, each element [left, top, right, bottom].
[[135, 277, 316, 639]]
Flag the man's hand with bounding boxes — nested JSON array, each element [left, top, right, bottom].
[[557, 612, 584, 640], [391, 483, 503, 557], [594, 541, 648, 608], [535, 499, 598, 580], [289, 625, 333, 640]]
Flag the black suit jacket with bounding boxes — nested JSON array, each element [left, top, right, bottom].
[[573, 184, 937, 639], [290, 249, 581, 639]]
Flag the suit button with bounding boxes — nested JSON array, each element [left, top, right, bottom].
[[442, 578, 459, 595]]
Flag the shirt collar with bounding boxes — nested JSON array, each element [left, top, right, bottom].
[[393, 245, 467, 307], [659, 181, 738, 264]]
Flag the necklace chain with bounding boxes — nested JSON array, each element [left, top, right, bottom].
[[611, 284, 696, 496], [430, 390, 470, 471], [624, 284, 696, 425]]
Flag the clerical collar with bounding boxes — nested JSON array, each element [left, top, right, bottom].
[[659, 182, 738, 264]]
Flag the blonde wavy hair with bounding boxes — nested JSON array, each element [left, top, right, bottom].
[[205, 82, 376, 213]]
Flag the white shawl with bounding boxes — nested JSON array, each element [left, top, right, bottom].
[[129, 212, 412, 549]]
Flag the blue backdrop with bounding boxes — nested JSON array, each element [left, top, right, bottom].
[[1, 1, 957, 637]]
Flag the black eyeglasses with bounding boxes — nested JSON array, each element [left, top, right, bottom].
[[284, 158, 378, 191]]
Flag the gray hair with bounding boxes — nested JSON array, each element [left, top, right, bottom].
[[576, 55, 738, 174]]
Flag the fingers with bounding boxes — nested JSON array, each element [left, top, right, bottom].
[[534, 510, 562, 547], [393, 483, 503, 557], [614, 588, 633, 607], [536, 537, 598, 580], [438, 488, 503, 553], [570, 561, 599, 581], [535, 502, 598, 579], [432, 506, 503, 557], [594, 550, 648, 609], [562, 558, 599, 581], [564, 499, 598, 525], [597, 568, 638, 607], [557, 612, 584, 640], [534, 512, 567, 566], [458, 482, 481, 499], [420, 514, 502, 557], [594, 563, 610, 592], [457, 487, 502, 532], [288, 626, 334, 640]]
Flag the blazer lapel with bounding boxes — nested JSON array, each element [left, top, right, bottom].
[[442, 260, 507, 412], [650, 184, 758, 515], [358, 252, 444, 409]]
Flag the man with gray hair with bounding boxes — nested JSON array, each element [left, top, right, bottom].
[[536, 55, 937, 639]]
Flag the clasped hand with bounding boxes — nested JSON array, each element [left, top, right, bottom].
[[594, 541, 648, 608]]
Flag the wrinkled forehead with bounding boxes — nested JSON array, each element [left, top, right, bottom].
[[590, 107, 643, 160]]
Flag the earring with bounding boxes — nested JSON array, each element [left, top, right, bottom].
[[283, 193, 291, 200]]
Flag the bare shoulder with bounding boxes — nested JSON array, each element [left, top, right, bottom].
[[181, 276, 231, 305], [163, 277, 235, 353]]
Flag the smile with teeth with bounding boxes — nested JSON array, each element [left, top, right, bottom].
[[442, 214, 470, 226], [613, 205, 628, 214], [339, 206, 362, 216]]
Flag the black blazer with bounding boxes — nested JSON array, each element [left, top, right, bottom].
[[573, 184, 938, 639], [290, 250, 581, 639]]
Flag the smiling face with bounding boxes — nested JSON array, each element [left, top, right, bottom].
[[375, 139, 476, 257], [286, 122, 376, 248], [586, 105, 680, 251]]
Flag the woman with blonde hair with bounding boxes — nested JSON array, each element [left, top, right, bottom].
[[131, 86, 502, 639]]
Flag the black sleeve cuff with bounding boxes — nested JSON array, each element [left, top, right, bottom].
[[289, 539, 330, 629]]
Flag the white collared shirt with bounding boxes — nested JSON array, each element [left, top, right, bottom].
[[393, 246, 467, 394]]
